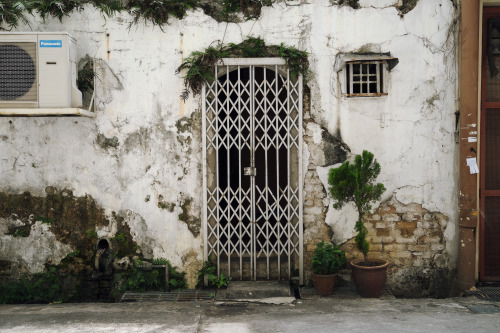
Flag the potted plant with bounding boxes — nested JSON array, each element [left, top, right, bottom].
[[328, 150, 387, 298], [311, 241, 346, 296]]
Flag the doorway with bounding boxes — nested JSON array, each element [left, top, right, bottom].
[[480, 7, 500, 281], [202, 59, 303, 283]]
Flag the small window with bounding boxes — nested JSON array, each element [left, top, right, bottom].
[[346, 61, 387, 97]]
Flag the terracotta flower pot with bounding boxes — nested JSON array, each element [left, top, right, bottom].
[[350, 259, 389, 298], [312, 273, 337, 296]]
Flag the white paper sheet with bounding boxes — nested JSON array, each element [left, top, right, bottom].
[[466, 157, 479, 174]]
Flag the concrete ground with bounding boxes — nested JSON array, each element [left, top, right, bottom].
[[1, 289, 500, 333]]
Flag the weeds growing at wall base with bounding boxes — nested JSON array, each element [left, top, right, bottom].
[[196, 260, 231, 289], [114, 258, 187, 292], [0, 250, 83, 304]]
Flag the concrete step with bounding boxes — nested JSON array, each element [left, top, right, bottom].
[[218, 281, 295, 301]]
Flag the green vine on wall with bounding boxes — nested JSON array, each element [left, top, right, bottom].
[[0, 1, 30, 29], [128, 0, 197, 29], [0, 0, 275, 31], [176, 36, 309, 99]]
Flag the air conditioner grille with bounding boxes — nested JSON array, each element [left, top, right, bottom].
[[0, 42, 38, 102]]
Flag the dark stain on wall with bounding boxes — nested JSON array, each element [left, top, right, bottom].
[[123, 127, 151, 153], [158, 195, 176, 212], [398, 0, 419, 16], [321, 129, 350, 166], [178, 195, 201, 238], [0, 188, 141, 279], [337, 0, 360, 9], [96, 134, 119, 149], [391, 267, 457, 298]]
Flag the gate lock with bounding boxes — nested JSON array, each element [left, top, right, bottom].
[[244, 167, 256, 176]]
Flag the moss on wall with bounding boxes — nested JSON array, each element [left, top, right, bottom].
[[1, 189, 106, 251], [178, 195, 201, 238], [0, 188, 150, 302]]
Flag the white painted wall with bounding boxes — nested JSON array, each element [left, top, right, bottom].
[[0, 0, 459, 273]]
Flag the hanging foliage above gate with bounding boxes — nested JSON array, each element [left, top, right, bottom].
[[0, 0, 275, 31], [176, 37, 309, 99]]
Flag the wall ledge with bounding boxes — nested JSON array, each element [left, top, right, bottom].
[[0, 108, 95, 118]]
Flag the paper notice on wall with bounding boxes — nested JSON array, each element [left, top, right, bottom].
[[466, 157, 479, 174], [468, 137, 477, 143]]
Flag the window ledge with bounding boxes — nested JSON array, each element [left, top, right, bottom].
[[345, 93, 388, 97], [335, 54, 399, 72], [0, 108, 95, 117]]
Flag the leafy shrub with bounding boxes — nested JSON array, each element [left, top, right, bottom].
[[196, 261, 231, 289], [311, 241, 346, 275], [116, 258, 186, 291], [151, 257, 187, 290], [165, 260, 187, 290], [328, 150, 385, 262], [0, 267, 66, 304], [116, 267, 163, 292]]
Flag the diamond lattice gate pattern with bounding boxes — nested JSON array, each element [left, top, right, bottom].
[[202, 58, 303, 284]]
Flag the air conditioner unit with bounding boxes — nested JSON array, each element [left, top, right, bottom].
[[0, 32, 82, 109]]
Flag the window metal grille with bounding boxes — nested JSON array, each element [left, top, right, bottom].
[[346, 61, 387, 97]]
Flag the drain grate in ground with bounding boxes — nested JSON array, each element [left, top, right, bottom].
[[120, 290, 214, 302], [466, 287, 500, 302]]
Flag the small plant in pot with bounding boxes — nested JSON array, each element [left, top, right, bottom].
[[311, 241, 346, 296], [328, 150, 387, 298]]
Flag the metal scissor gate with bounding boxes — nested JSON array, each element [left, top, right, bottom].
[[202, 58, 303, 284]]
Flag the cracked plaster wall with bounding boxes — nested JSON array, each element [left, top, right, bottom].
[[0, 0, 458, 290]]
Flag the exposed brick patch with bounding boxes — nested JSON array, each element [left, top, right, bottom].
[[397, 221, 417, 236], [339, 197, 453, 297], [301, 89, 350, 281]]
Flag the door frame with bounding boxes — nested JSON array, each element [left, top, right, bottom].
[[479, 6, 500, 281], [201, 58, 304, 284]]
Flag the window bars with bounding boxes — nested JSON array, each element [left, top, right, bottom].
[[346, 60, 387, 97]]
